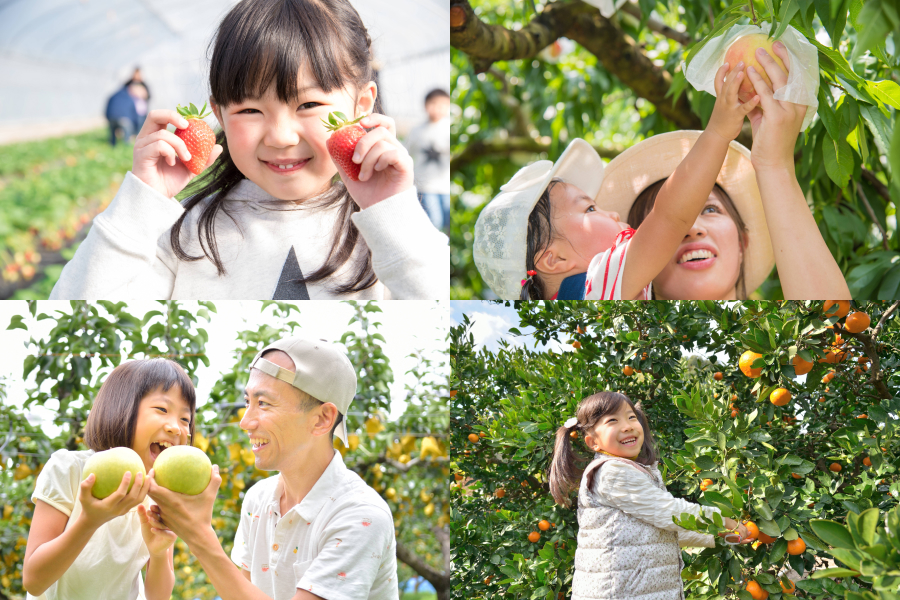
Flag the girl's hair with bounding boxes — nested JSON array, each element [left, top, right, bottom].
[[172, 0, 382, 294], [521, 177, 565, 300], [627, 177, 749, 299], [549, 391, 658, 507], [84, 359, 197, 451]]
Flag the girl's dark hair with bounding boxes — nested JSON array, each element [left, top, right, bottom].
[[520, 178, 564, 300], [627, 177, 749, 299], [549, 391, 658, 507], [172, 0, 381, 294], [84, 359, 197, 451]]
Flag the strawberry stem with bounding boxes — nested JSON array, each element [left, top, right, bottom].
[[321, 111, 366, 132], [177, 102, 212, 120]]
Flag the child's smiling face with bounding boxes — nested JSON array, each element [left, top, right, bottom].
[[543, 181, 629, 273], [583, 401, 644, 459], [210, 65, 376, 201], [132, 386, 192, 473], [653, 193, 744, 299]]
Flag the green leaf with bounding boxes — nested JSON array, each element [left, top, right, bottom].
[[822, 133, 854, 188], [810, 567, 861, 578], [869, 80, 900, 111], [7, 315, 26, 330], [772, 0, 800, 39], [848, 508, 879, 547], [810, 519, 856, 549]]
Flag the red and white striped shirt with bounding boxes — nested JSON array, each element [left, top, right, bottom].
[[584, 228, 652, 300]]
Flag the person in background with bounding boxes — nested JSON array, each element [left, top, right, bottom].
[[405, 89, 450, 232], [127, 67, 151, 130], [105, 82, 140, 146]]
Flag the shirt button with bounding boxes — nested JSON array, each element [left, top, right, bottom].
[[273, 544, 279, 551]]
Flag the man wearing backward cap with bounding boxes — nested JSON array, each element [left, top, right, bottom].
[[147, 337, 399, 600]]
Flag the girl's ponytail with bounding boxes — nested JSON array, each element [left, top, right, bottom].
[[549, 424, 582, 508]]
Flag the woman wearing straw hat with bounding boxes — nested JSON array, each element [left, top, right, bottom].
[[473, 43, 850, 300]]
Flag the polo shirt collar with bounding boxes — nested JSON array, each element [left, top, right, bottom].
[[272, 449, 345, 521]]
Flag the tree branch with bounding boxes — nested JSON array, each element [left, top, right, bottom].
[[565, 11, 701, 129], [450, 0, 593, 73], [618, 2, 693, 46], [856, 183, 890, 250], [396, 539, 450, 600], [451, 136, 624, 174], [862, 169, 892, 205]]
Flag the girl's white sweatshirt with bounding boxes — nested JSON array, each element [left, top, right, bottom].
[[49, 172, 449, 300]]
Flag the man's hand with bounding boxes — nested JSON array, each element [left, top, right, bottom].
[[147, 465, 222, 546]]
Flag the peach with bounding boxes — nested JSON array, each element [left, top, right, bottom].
[[723, 33, 787, 103]]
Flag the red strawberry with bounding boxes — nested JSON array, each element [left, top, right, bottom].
[[175, 102, 216, 175], [322, 111, 366, 181]]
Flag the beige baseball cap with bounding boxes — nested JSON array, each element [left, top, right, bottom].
[[250, 337, 356, 444]]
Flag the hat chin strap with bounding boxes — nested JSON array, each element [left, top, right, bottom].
[[251, 356, 297, 386]]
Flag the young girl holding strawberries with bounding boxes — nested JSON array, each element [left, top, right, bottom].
[[549, 392, 753, 598], [23, 359, 195, 600], [50, 0, 447, 300]]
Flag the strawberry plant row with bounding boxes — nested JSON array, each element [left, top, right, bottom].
[[0, 129, 120, 178]]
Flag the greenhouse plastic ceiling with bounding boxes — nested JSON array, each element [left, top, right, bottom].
[[0, 0, 450, 135]]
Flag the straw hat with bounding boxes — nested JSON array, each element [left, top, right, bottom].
[[597, 130, 774, 295]]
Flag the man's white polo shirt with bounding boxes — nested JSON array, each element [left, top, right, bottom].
[[230, 450, 399, 600]]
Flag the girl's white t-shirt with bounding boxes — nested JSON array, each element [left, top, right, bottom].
[[27, 449, 151, 600], [584, 228, 653, 300]]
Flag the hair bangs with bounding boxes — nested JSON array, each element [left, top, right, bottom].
[[210, 0, 361, 109]]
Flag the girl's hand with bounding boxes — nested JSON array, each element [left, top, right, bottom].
[[338, 113, 414, 210], [132, 110, 223, 199], [77, 471, 151, 530], [745, 42, 807, 172], [718, 519, 753, 543], [706, 62, 761, 143], [138, 504, 177, 557]]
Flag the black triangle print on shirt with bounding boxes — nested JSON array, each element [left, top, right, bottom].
[[272, 246, 310, 300]]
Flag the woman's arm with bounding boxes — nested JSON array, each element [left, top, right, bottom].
[[746, 43, 851, 299], [622, 63, 759, 300]]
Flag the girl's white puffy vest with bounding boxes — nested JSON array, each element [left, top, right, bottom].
[[573, 454, 684, 600]]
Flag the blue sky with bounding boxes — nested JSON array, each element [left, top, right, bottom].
[[449, 301, 571, 354]]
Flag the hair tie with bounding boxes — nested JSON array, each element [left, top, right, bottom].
[[564, 417, 578, 429], [521, 270, 537, 287]]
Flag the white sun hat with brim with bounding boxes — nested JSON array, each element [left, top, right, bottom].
[[473, 138, 607, 299], [596, 130, 774, 296]]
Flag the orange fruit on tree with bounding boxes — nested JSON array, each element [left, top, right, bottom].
[[569, 430, 578, 439], [744, 521, 760, 540], [622, 366, 634, 376], [528, 531, 540, 543], [858, 414, 868, 419], [833, 335, 846, 346], [823, 300, 850, 319], [858, 356, 871, 364], [495, 488, 506, 498], [746, 580, 769, 600], [770, 388, 792, 406], [830, 462, 842, 472], [739, 351, 764, 378], [808, 502, 815, 508], [714, 371, 723, 381], [731, 394, 738, 401], [454, 473, 464, 481], [479, 431, 487, 437], [787, 537, 806, 555], [791, 355, 813, 375], [818, 397, 825, 403], [791, 473, 801, 479], [822, 371, 835, 384], [467, 433, 479, 443], [539, 520, 551, 531], [780, 578, 796, 595], [484, 576, 493, 585], [758, 532, 777, 544], [845, 312, 871, 333], [863, 457, 872, 467], [572, 341, 582, 349], [576, 325, 584, 334], [449, 390, 457, 397], [731, 408, 739, 417]]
